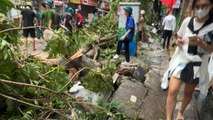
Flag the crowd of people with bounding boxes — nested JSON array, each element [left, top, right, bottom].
[[19, 0, 84, 51]]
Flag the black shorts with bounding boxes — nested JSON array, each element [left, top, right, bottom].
[[23, 28, 36, 38]]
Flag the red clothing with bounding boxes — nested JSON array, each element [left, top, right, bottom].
[[161, 0, 176, 9], [77, 13, 83, 25]]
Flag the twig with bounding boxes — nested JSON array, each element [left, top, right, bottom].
[[93, 46, 98, 60], [0, 92, 71, 119], [0, 78, 57, 94]]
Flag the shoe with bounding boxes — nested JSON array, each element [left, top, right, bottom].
[[113, 54, 119, 59], [164, 48, 168, 51], [121, 61, 130, 66], [176, 111, 184, 120]]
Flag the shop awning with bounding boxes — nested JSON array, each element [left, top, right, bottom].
[[70, 0, 98, 7]]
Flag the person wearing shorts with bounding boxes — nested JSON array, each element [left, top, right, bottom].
[[20, 5, 37, 51]]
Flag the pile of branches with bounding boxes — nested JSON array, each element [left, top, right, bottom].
[[0, 2, 130, 119]]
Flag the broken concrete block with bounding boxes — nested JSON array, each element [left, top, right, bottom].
[[133, 66, 147, 83], [138, 90, 167, 120], [144, 70, 163, 93], [111, 80, 147, 119]]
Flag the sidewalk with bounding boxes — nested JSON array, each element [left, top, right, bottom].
[[20, 38, 60, 65]]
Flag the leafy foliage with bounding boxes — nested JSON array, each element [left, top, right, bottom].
[[82, 62, 116, 94], [0, 2, 130, 120], [86, 100, 128, 120], [0, 0, 14, 15]]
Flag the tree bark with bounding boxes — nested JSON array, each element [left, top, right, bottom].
[[179, 0, 194, 25]]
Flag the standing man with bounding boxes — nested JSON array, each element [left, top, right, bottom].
[[63, 7, 74, 34], [138, 10, 145, 41], [40, 0, 56, 40], [113, 6, 135, 64], [75, 9, 83, 29], [162, 9, 176, 51], [52, 7, 61, 30], [19, 5, 37, 51], [40, 0, 56, 30]]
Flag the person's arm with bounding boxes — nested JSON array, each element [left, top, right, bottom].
[[47, 11, 53, 30], [34, 17, 38, 26], [19, 15, 23, 27], [48, 19, 52, 30], [162, 18, 165, 27], [19, 10, 23, 27], [63, 17, 66, 25], [194, 39, 213, 53], [176, 36, 184, 46], [33, 13, 38, 26]]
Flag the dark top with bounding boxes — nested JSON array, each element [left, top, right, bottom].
[[125, 15, 135, 40], [65, 13, 72, 31], [56, 13, 61, 29], [21, 9, 36, 27]]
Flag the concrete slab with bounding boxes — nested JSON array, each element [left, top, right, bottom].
[[111, 79, 147, 119], [144, 70, 164, 93], [138, 90, 167, 120]]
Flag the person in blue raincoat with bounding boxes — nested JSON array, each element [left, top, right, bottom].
[[113, 6, 135, 64]]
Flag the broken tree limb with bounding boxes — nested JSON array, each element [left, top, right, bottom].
[[93, 46, 99, 60], [67, 34, 117, 62], [94, 34, 117, 45]]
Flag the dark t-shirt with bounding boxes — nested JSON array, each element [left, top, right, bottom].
[[21, 9, 36, 27], [65, 13, 72, 31]]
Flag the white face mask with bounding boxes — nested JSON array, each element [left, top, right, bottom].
[[195, 7, 211, 19]]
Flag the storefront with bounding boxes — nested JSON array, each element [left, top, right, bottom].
[[68, 0, 98, 22]]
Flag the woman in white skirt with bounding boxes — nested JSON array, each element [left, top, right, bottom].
[[166, 0, 213, 119]]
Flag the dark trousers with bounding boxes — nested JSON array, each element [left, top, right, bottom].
[[138, 31, 142, 41], [163, 30, 173, 49], [116, 38, 130, 62]]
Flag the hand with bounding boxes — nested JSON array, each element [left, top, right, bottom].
[[188, 37, 202, 46], [120, 36, 125, 41], [19, 24, 22, 28], [176, 37, 184, 46], [78, 22, 80, 25]]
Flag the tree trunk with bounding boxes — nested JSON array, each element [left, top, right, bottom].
[[179, 0, 194, 25]]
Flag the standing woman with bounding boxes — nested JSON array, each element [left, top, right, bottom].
[[113, 6, 135, 64], [166, 0, 213, 120]]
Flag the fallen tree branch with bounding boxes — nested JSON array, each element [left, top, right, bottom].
[[0, 93, 71, 120], [0, 78, 57, 94]]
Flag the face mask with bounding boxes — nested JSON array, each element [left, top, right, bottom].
[[195, 7, 211, 19]]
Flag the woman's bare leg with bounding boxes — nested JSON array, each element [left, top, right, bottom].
[[166, 77, 182, 120], [177, 83, 196, 119]]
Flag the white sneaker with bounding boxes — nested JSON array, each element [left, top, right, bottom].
[[121, 61, 130, 66], [113, 54, 119, 59]]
